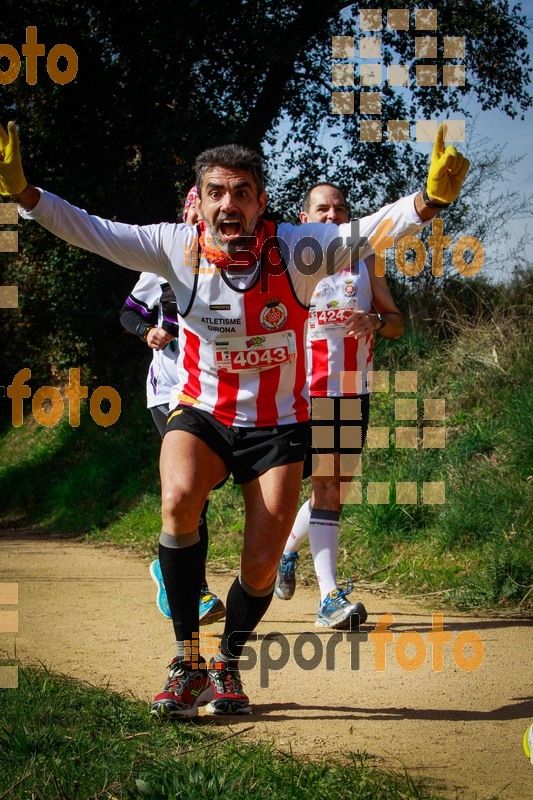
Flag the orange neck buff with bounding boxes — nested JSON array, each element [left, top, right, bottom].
[[198, 218, 276, 269]]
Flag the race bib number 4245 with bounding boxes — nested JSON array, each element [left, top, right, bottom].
[[213, 330, 296, 373], [308, 304, 355, 340]]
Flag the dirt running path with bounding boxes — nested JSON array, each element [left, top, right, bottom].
[[1, 533, 532, 799]]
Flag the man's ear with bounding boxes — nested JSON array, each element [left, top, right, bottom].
[[299, 212, 308, 223], [258, 189, 268, 216], [195, 199, 204, 221]]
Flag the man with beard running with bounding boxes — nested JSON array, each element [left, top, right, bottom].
[[119, 186, 225, 625], [3, 121, 469, 717]]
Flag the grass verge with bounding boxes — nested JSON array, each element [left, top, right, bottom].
[[0, 667, 446, 799]]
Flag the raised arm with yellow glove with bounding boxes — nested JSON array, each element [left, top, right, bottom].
[[0, 121, 27, 196], [2, 118, 470, 219], [412, 123, 470, 220], [425, 122, 470, 206]]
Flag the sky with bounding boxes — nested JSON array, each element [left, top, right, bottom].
[[398, 1, 533, 277], [267, 2, 532, 280], [435, 0, 532, 275], [308, 1, 533, 280], [466, 93, 533, 272], [410, 99, 533, 280]]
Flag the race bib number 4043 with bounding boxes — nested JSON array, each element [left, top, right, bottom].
[[213, 330, 296, 373]]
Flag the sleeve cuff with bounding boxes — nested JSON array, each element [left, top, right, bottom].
[[18, 188, 45, 219]]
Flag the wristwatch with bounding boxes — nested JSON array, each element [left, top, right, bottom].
[[375, 312, 386, 331], [422, 187, 451, 209], [136, 323, 154, 341]]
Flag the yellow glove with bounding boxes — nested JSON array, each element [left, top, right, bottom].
[[0, 121, 27, 196], [426, 123, 469, 205]]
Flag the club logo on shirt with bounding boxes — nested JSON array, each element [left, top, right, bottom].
[[260, 299, 288, 331], [342, 278, 357, 297]]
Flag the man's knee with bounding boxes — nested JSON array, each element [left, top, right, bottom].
[[161, 483, 199, 525], [241, 548, 280, 591]]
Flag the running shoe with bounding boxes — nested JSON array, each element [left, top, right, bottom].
[[523, 722, 533, 764], [274, 552, 299, 600], [150, 559, 171, 619], [150, 560, 225, 624], [315, 580, 368, 630], [150, 656, 213, 719], [199, 587, 226, 625], [205, 661, 252, 715]]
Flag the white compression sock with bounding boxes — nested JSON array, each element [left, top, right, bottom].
[[308, 509, 340, 601], [283, 499, 312, 555]]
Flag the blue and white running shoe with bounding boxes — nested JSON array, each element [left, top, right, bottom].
[[315, 580, 367, 630], [199, 587, 226, 624], [149, 560, 226, 624], [150, 559, 172, 619]]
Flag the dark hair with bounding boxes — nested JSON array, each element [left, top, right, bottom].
[[301, 182, 348, 214], [195, 144, 264, 197]]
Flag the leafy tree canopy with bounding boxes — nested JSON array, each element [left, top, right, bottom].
[[0, 0, 530, 385]]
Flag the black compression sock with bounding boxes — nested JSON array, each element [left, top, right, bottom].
[[198, 500, 209, 586], [221, 577, 274, 662], [158, 533, 203, 645]]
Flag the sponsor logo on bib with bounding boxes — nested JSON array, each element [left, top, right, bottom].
[[246, 336, 266, 348]]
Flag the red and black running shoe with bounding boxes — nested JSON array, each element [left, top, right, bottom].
[[151, 656, 213, 719], [206, 661, 252, 715]]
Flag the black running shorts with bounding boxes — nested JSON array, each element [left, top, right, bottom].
[[303, 394, 370, 478], [310, 394, 370, 454], [165, 405, 311, 485]]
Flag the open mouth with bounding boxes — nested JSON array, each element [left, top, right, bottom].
[[218, 219, 243, 239]]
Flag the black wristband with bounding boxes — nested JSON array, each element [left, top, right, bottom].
[[422, 187, 451, 209]]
